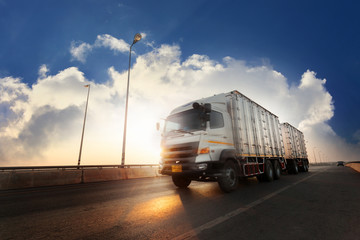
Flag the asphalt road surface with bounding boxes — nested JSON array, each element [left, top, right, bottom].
[[1, 165, 359, 240]]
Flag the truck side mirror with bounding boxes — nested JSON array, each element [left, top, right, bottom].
[[193, 102, 201, 109], [204, 103, 211, 113]]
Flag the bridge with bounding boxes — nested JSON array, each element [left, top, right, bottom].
[[1, 164, 359, 239]]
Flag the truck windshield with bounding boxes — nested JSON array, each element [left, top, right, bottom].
[[164, 109, 206, 135]]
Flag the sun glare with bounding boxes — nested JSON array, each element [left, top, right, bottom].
[[125, 103, 163, 164]]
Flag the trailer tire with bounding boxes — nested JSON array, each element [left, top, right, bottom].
[[263, 159, 274, 182], [289, 159, 299, 174], [218, 161, 239, 193], [302, 160, 309, 172], [172, 175, 191, 188], [273, 160, 281, 180]]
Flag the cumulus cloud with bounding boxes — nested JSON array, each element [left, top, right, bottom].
[[297, 70, 334, 130], [70, 42, 93, 63], [0, 65, 128, 166], [30, 67, 88, 109], [1, 38, 359, 166], [17, 105, 82, 159], [0, 68, 89, 165], [0, 76, 30, 138]]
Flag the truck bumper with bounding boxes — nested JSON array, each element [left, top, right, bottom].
[[159, 162, 222, 180]]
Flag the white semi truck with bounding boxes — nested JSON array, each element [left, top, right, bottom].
[[159, 90, 309, 192]]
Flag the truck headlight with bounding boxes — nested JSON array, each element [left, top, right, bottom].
[[197, 163, 208, 170]]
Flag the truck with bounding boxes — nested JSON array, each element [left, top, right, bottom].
[[159, 90, 308, 192]]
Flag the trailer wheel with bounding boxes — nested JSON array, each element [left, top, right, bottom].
[[263, 160, 274, 182], [218, 161, 239, 193], [302, 160, 309, 172], [172, 175, 191, 188], [273, 160, 281, 180], [289, 159, 299, 174]]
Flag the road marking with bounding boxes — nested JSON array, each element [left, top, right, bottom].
[[173, 170, 326, 240]]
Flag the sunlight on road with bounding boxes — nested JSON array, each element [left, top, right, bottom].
[[126, 195, 184, 221]]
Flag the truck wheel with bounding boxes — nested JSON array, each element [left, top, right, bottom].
[[273, 160, 281, 180], [289, 159, 299, 174], [294, 161, 299, 174], [263, 159, 274, 182], [302, 161, 309, 172], [218, 161, 239, 193], [172, 175, 191, 188]]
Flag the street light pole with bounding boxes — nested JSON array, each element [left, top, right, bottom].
[[121, 33, 142, 167], [78, 84, 91, 168]]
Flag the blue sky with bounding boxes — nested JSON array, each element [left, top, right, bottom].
[[1, 0, 360, 165]]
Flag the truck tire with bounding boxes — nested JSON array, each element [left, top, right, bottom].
[[218, 161, 239, 193], [273, 160, 281, 180], [172, 175, 191, 188], [302, 160, 309, 172], [289, 159, 299, 174], [263, 159, 274, 182]]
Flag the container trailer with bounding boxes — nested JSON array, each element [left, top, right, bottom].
[[281, 122, 309, 173], [159, 90, 308, 192]]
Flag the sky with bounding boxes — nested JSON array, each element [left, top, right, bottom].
[[1, 0, 360, 166]]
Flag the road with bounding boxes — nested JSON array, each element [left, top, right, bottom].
[[0, 165, 359, 240]]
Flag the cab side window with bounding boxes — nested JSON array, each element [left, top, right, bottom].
[[210, 111, 224, 129]]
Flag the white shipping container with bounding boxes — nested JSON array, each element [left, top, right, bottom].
[[228, 91, 285, 158], [280, 122, 308, 159]]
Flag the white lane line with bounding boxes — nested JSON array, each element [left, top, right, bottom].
[[173, 170, 325, 240]]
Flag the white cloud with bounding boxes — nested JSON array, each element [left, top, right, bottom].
[[38, 64, 49, 79], [70, 34, 131, 63], [139, 32, 147, 40], [30, 67, 88, 110], [70, 41, 93, 63], [94, 34, 129, 53], [1, 40, 359, 166], [0, 77, 30, 138]]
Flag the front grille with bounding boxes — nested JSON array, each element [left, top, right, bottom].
[[162, 142, 199, 164]]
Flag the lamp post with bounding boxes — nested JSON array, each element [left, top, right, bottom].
[[78, 84, 91, 168], [121, 33, 142, 167]]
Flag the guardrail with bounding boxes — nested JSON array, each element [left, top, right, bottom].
[[0, 164, 159, 171], [0, 164, 161, 190]]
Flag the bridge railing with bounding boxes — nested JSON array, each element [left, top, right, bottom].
[[0, 164, 159, 172], [0, 164, 160, 190]]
